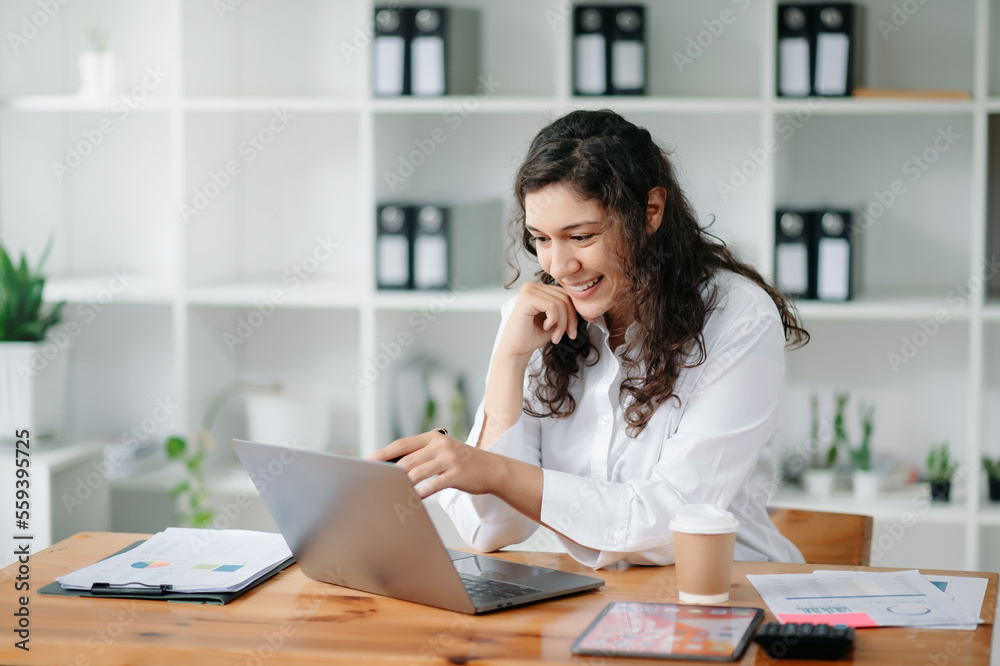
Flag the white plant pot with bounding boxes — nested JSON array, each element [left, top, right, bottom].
[[245, 389, 331, 452], [77, 51, 118, 98], [0, 341, 69, 440], [852, 469, 881, 501], [803, 468, 836, 498]]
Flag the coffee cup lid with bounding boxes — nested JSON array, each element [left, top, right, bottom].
[[669, 504, 739, 534]]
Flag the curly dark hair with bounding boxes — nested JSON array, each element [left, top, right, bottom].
[[507, 109, 809, 437]]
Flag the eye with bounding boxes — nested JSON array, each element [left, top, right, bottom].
[[571, 234, 593, 242], [531, 236, 549, 245]]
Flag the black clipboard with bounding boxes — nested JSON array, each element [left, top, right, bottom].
[[39, 540, 295, 605]]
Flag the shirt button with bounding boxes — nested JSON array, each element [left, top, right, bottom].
[[608, 538, 617, 547], [600, 415, 611, 426]]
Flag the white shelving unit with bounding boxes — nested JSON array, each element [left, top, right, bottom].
[[1, 0, 999, 574]]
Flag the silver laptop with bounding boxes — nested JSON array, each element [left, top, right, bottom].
[[233, 439, 604, 613]]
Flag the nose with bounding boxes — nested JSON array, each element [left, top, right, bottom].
[[547, 240, 581, 280]]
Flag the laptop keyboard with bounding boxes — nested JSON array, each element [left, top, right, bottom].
[[459, 575, 543, 604]]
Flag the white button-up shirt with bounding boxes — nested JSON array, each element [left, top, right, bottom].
[[440, 270, 805, 569]]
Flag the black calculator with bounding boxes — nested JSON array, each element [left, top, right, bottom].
[[752, 621, 855, 659]]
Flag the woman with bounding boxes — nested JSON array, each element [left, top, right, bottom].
[[370, 109, 808, 568]]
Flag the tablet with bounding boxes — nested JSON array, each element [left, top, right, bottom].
[[571, 602, 764, 661]]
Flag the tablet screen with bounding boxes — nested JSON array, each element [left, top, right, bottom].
[[572, 602, 764, 661]]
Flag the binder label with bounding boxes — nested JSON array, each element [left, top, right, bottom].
[[575, 33, 607, 94], [411, 36, 445, 96], [374, 36, 406, 96], [815, 33, 849, 95], [611, 40, 644, 90], [778, 38, 810, 96], [777, 244, 809, 295], [414, 235, 448, 288], [378, 236, 410, 287], [817, 237, 850, 301]]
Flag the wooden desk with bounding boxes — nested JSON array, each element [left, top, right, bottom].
[[1, 532, 996, 665]]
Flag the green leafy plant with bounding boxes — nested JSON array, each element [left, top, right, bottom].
[[165, 381, 279, 528], [927, 441, 958, 483], [982, 456, 1000, 481], [848, 402, 875, 472], [0, 240, 66, 342], [86, 26, 108, 53]]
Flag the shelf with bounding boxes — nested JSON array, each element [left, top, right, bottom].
[[769, 487, 971, 524], [374, 288, 511, 313], [2, 95, 173, 113], [372, 97, 764, 116], [794, 295, 974, 322], [773, 97, 974, 115], [975, 505, 1000, 526], [44, 276, 176, 305], [984, 303, 1000, 322], [372, 97, 557, 115], [187, 279, 364, 309], [184, 97, 361, 113]]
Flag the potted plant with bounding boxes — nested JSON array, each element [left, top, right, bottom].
[[0, 240, 67, 439], [981, 456, 1000, 502], [849, 402, 879, 500], [802, 393, 840, 498], [165, 380, 281, 527], [77, 26, 117, 98], [927, 441, 958, 502]]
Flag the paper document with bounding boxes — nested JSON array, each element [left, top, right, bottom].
[[57, 528, 292, 594], [746, 570, 981, 629], [812, 571, 989, 630]]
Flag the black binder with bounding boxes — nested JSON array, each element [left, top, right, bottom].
[[374, 6, 480, 97], [814, 210, 853, 300], [777, 4, 814, 97], [412, 205, 449, 289], [373, 7, 408, 96], [813, 4, 857, 96], [377, 201, 504, 291], [574, 5, 647, 96], [574, 6, 608, 95], [775, 209, 815, 299], [376, 204, 414, 289], [39, 541, 295, 605], [608, 6, 646, 95]]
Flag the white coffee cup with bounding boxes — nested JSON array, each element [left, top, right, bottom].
[[669, 504, 740, 604]]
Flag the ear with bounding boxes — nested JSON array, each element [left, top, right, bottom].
[[646, 187, 666, 234]]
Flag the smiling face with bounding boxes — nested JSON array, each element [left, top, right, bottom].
[[524, 183, 630, 328]]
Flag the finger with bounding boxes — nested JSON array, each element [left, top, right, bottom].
[[366, 431, 433, 462], [415, 472, 449, 500], [407, 458, 447, 489]]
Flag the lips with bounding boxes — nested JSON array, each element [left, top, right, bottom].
[[566, 275, 602, 293]]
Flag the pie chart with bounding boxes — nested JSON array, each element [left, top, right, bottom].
[[131, 561, 169, 569]]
